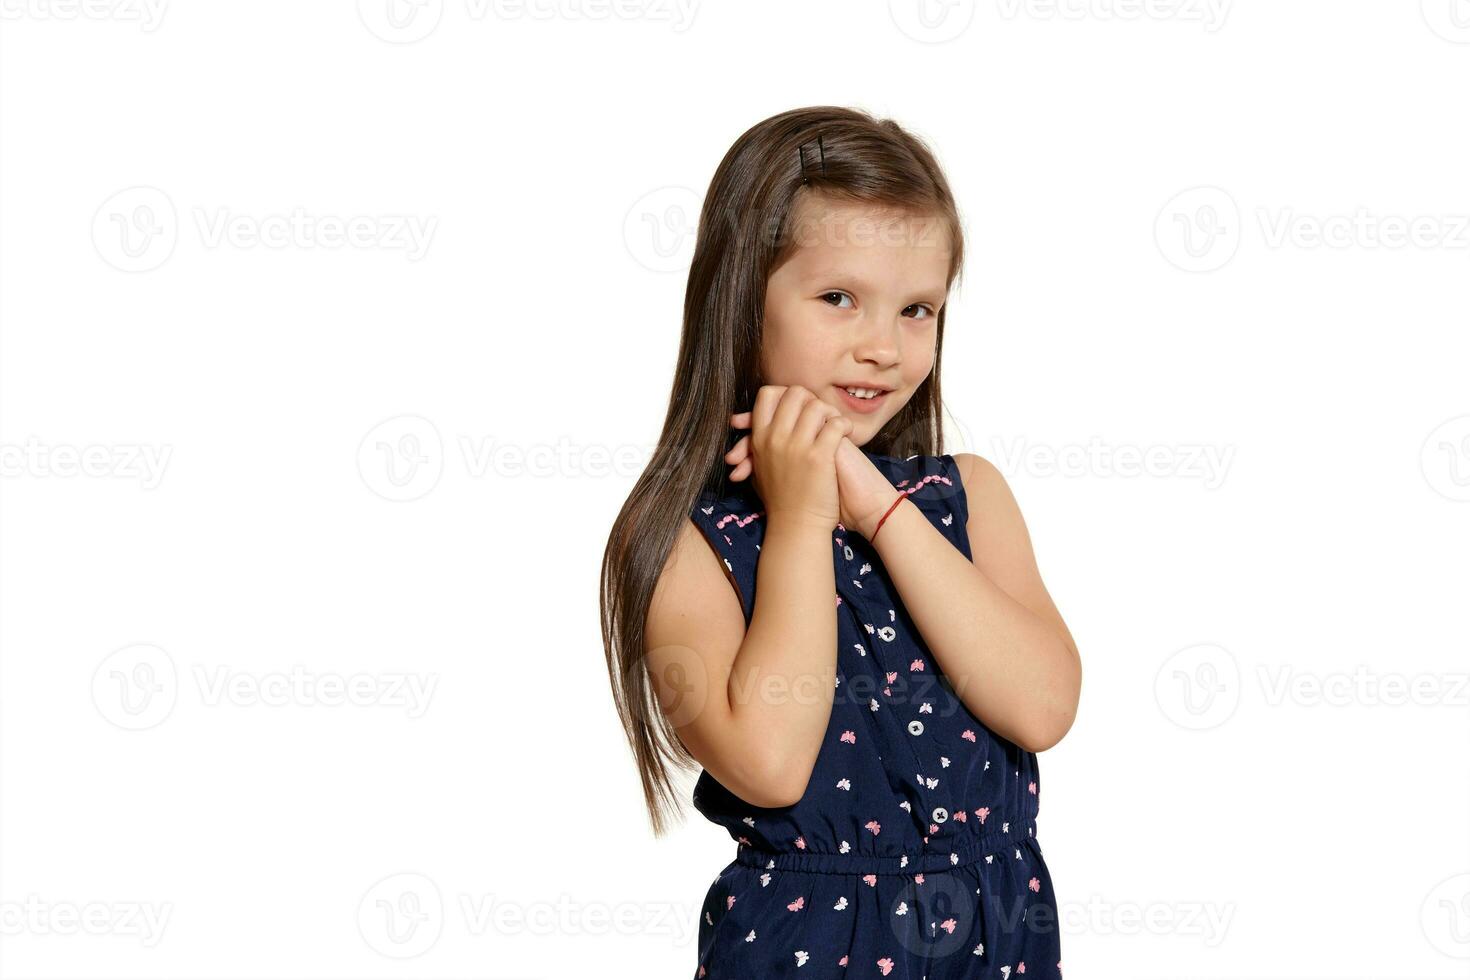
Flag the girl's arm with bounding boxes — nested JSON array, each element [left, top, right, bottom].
[[646, 512, 840, 809], [863, 452, 1080, 752]]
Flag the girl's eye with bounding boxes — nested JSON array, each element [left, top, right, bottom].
[[820, 292, 937, 319]]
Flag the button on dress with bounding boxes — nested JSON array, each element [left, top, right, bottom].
[[686, 451, 1062, 979]]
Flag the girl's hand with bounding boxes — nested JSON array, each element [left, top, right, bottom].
[[727, 385, 852, 531], [728, 399, 899, 538]]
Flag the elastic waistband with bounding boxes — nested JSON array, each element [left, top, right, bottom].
[[734, 818, 1038, 876]]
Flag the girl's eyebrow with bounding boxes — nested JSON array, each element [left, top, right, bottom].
[[803, 269, 948, 301]]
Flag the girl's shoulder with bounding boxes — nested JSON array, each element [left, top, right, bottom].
[[689, 479, 765, 542], [865, 451, 967, 509], [688, 480, 766, 626], [867, 451, 972, 557]]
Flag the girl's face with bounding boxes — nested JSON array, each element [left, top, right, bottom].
[[761, 198, 951, 448]]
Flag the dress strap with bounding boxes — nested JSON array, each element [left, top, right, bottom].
[[688, 486, 765, 627]]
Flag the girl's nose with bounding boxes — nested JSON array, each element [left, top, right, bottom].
[[851, 319, 901, 367]]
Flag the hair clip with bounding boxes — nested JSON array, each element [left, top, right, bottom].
[[798, 135, 826, 184]]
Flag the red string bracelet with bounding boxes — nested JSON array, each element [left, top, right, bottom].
[[868, 491, 907, 542]]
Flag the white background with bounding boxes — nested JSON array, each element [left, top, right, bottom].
[[2, 1, 1468, 977]]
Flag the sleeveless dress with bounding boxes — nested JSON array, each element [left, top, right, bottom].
[[685, 450, 1062, 979]]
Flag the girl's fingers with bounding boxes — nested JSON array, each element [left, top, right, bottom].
[[814, 415, 851, 457], [730, 410, 751, 429], [723, 434, 748, 463], [729, 457, 751, 481]]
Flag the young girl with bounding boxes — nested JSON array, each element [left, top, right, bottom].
[[600, 106, 1080, 979]]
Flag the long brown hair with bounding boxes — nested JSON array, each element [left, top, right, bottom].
[[599, 105, 967, 836]]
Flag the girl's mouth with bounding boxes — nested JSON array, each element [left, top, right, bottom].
[[835, 384, 890, 414]]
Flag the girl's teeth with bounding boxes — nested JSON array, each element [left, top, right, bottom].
[[845, 387, 881, 399]]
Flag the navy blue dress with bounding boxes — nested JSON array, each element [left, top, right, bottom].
[[685, 450, 1062, 979]]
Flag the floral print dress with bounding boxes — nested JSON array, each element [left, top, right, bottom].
[[685, 450, 1062, 979]]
